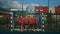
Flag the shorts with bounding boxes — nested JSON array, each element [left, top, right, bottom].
[[21, 22, 28, 26], [18, 23, 22, 25], [29, 23, 37, 27], [29, 24, 34, 27], [24, 23, 28, 25], [33, 23, 37, 26], [34, 23, 37, 26], [18, 22, 23, 25]]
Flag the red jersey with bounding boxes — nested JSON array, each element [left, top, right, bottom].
[[29, 17, 33, 24], [32, 17, 36, 24], [22, 18, 25, 24], [18, 16, 24, 24], [24, 17, 29, 24]]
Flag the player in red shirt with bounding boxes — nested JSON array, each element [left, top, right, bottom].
[[29, 16, 37, 30], [24, 16, 29, 29], [17, 16, 24, 30], [32, 16, 37, 29], [19, 16, 24, 24], [29, 17, 34, 29]]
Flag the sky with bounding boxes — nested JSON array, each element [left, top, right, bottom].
[[0, 0, 60, 9]]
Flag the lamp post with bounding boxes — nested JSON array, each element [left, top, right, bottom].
[[47, 0, 50, 31], [47, 0, 52, 31], [22, 0, 24, 17]]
